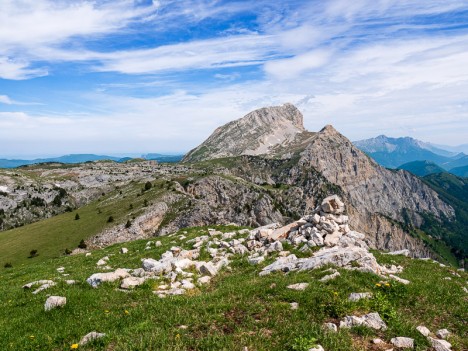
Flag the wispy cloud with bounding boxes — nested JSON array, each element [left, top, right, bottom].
[[1, 0, 468, 153]]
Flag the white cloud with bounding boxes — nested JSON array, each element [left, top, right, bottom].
[[264, 50, 332, 80]]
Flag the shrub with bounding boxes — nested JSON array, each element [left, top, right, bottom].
[[125, 220, 132, 228], [144, 181, 152, 191], [107, 216, 114, 223], [4, 262, 12, 268], [143, 199, 148, 207], [30, 197, 46, 207], [29, 249, 38, 258], [290, 336, 318, 351], [78, 239, 87, 249], [75, 213, 80, 220], [64, 248, 72, 255]]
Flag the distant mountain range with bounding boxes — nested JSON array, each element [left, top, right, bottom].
[[0, 153, 183, 168], [354, 135, 468, 176]]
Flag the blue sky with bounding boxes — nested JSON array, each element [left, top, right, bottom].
[[1, 0, 468, 157]]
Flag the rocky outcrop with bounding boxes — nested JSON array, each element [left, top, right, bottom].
[[183, 103, 308, 162]]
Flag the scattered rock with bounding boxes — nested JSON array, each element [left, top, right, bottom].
[[308, 345, 324, 351], [372, 338, 383, 344], [96, 256, 109, 266], [79, 331, 106, 346], [86, 269, 130, 288], [198, 262, 218, 277], [320, 271, 340, 282], [44, 296, 66, 311], [120, 277, 146, 289], [290, 302, 299, 310], [436, 329, 450, 339], [323, 322, 337, 332], [287, 283, 309, 291], [388, 274, 410, 285], [428, 337, 452, 351], [120, 248, 128, 254], [348, 292, 372, 301], [390, 337, 414, 348], [340, 312, 387, 331], [385, 249, 410, 257], [198, 276, 211, 285], [416, 325, 431, 337]]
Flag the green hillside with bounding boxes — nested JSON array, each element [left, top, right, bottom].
[[421, 173, 468, 260], [397, 160, 445, 177], [0, 180, 171, 268], [0, 226, 466, 350]]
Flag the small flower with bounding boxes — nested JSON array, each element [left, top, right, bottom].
[[385, 283, 390, 287], [71, 344, 79, 349], [29, 335, 35, 339], [175, 334, 180, 339], [124, 310, 129, 314], [333, 291, 338, 296], [375, 283, 381, 287], [105, 310, 110, 313]]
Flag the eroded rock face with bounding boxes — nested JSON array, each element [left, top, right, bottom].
[[183, 103, 306, 162]]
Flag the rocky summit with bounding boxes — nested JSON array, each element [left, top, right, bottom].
[[182, 103, 310, 162]]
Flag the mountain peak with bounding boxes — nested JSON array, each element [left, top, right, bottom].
[[319, 124, 338, 135], [183, 103, 307, 162]]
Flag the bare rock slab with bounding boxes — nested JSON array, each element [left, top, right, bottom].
[[287, 283, 309, 291], [390, 337, 414, 348], [44, 296, 66, 311], [79, 331, 106, 346]]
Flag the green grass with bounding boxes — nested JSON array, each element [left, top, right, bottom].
[[0, 226, 466, 350], [0, 180, 170, 267]]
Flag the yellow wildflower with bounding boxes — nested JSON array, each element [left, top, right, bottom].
[[333, 291, 338, 296], [124, 310, 129, 314], [29, 335, 35, 339], [376, 283, 381, 287], [385, 283, 390, 287], [71, 344, 79, 349]]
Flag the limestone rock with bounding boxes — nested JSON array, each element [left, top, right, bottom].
[[44, 296, 66, 311], [120, 277, 145, 289], [429, 337, 452, 351], [323, 322, 337, 332], [436, 329, 450, 339], [198, 262, 218, 277], [348, 292, 372, 302], [287, 283, 309, 291], [321, 195, 345, 214], [390, 337, 414, 348], [79, 332, 106, 346], [308, 346, 324, 351], [416, 325, 431, 337]]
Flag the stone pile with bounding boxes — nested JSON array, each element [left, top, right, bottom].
[[242, 195, 404, 280]]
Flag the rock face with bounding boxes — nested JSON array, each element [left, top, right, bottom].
[[183, 103, 308, 162]]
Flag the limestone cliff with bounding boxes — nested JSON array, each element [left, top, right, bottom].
[[183, 103, 308, 162]]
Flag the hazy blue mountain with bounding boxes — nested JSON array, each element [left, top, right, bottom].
[[354, 135, 468, 170], [431, 143, 468, 155], [0, 153, 185, 168], [398, 160, 445, 177], [141, 153, 183, 163], [450, 165, 468, 177], [442, 154, 468, 170], [0, 154, 122, 168]]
